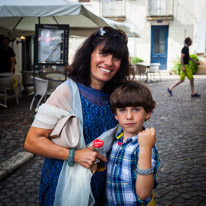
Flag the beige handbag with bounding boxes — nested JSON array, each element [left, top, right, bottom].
[[49, 114, 80, 148]]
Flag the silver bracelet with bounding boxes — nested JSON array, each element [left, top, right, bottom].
[[136, 167, 154, 175]]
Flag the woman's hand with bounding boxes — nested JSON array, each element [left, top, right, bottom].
[[74, 146, 107, 169]]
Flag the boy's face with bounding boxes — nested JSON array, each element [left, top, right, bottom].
[[115, 106, 152, 138]]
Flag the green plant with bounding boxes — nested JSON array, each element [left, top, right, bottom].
[[172, 59, 181, 75], [189, 54, 199, 74], [131, 57, 144, 64], [172, 54, 199, 75]]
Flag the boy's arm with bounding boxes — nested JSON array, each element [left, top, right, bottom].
[[136, 128, 156, 200]]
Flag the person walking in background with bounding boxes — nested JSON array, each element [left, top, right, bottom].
[[167, 37, 201, 98], [0, 37, 16, 73], [107, 81, 159, 205]]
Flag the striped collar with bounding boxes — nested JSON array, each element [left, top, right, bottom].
[[115, 126, 145, 145]]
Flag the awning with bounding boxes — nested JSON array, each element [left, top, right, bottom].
[[0, 0, 139, 37]]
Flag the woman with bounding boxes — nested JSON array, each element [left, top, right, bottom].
[[24, 26, 133, 206]]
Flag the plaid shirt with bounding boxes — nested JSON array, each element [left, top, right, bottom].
[[106, 131, 160, 206]]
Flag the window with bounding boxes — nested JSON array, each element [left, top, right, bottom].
[[154, 29, 165, 53], [102, 0, 126, 20], [148, 0, 173, 16]]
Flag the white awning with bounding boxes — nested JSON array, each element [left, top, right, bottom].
[[0, 0, 139, 37]]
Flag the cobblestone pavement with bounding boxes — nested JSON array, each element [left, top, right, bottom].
[[0, 76, 206, 206]]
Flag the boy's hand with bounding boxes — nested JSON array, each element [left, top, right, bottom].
[[138, 128, 156, 151]]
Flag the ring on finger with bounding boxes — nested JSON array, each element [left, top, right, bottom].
[[94, 159, 100, 164]]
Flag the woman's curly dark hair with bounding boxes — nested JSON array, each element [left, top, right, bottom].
[[68, 28, 134, 93]]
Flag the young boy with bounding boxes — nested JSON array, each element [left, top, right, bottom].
[[106, 81, 159, 206]]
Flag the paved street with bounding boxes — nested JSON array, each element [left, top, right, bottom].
[[0, 76, 206, 206]]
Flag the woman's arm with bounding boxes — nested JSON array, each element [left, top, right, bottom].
[[24, 126, 69, 160], [24, 83, 71, 159], [24, 126, 106, 168], [24, 83, 107, 168], [136, 128, 156, 200]]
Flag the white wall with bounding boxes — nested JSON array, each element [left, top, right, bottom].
[[69, 37, 85, 64], [167, 0, 196, 70], [193, 0, 206, 20], [124, 0, 205, 70], [79, 0, 200, 70], [12, 0, 206, 72]]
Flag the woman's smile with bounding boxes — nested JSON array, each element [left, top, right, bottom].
[[99, 67, 112, 73]]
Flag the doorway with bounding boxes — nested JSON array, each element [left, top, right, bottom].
[[151, 25, 168, 70]]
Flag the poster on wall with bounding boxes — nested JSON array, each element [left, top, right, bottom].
[[34, 24, 69, 66]]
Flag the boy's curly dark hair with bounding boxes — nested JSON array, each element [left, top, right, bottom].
[[110, 81, 156, 114]]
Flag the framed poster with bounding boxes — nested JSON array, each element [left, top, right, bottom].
[[34, 24, 69, 66]]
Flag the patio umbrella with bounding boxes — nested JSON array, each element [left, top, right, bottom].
[[0, 0, 139, 37]]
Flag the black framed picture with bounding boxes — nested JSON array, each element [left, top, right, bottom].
[[34, 24, 69, 66]]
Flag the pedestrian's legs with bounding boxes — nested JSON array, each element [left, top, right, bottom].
[[168, 66, 185, 96], [190, 78, 195, 95], [169, 79, 184, 91], [190, 78, 201, 97]]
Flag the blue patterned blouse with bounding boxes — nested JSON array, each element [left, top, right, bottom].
[[39, 83, 117, 206]]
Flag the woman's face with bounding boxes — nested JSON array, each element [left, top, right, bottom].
[[90, 44, 121, 90]]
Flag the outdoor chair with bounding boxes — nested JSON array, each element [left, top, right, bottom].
[[39, 67, 55, 79], [148, 63, 161, 82], [45, 73, 65, 98], [29, 77, 48, 110], [22, 71, 35, 93], [135, 63, 147, 81], [0, 73, 19, 108]]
